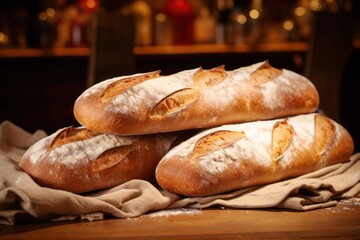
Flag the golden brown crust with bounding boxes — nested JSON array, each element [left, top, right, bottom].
[[193, 65, 227, 87], [49, 127, 100, 150], [149, 88, 201, 120], [192, 130, 245, 159], [155, 113, 354, 197], [315, 114, 336, 155], [271, 119, 293, 163], [19, 126, 178, 193], [251, 60, 283, 85], [73, 61, 320, 135], [100, 70, 161, 103]]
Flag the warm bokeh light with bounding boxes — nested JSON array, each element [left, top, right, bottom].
[[249, 9, 260, 20], [237, 14, 247, 24], [156, 13, 166, 22], [309, 0, 323, 11], [294, 6, 306, 17], [283, 20, 294, 31], [38, 12, 47, 21], [86, 0, 97, 9], [325, 0, 335, 5], [0, 32, 8, 43], [46, 8, 55, 18], [79, 0, 99, 12]]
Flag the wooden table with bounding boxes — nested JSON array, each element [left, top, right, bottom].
[[1, 197, 360, 240]]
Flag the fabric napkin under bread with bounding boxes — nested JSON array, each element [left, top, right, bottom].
[[1, 120, 359, 225]]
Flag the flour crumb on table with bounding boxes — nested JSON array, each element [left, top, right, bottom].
[[147, 208, 201, 217]]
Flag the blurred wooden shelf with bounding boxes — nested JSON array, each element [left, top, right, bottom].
[[133, 42, 308, 55], [0, 47, 89, 58], [0, 42, 309, 59], [3, 39, 359, 58]]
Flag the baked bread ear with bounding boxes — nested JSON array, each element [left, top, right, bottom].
[[155, 113, 354, 197], [73, 61, 319, 135], [19, 126, 178, 193]]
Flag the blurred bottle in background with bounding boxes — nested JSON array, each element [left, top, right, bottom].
[[0, 4, 11, 48], [215, 0, 233, 44], [231, 0, 249, 44], [0, 23, 10, 48], [131, 0, 152, 46], [245, 0, 262, 44], [1, 0, 356, 49], [68, 0, 98, 47], [36, 0, 57, 48], [163, 0, 194, 45], [1, 1, 31, 48], [194, 3, 216, 44], [154, 11, 173, 45]]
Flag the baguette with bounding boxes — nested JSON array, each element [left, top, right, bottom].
[[73, 61, 319, 135], [155, 113, 354, 197], [19, 126, 178, 193]]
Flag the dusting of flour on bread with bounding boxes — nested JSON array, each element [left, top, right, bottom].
[[26, 129, 136, 167], [165, 114, 330, 176], [79, 73, 145, 99], [106, 69, 198, 114], [102, 62, 263, 114], [198, 122, 272, 175]]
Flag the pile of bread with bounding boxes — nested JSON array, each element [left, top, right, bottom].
[[20, 61, 354, 197]]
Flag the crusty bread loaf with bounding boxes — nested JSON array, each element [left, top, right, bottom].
[[155, 113, 354, 197], [73, 61, 319, 135], [19, 126, 178, 193]]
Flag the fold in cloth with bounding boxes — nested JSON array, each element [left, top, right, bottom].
[[1, 120, 360, 225]]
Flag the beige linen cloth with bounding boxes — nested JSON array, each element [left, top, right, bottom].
[[1, 120, 360, 225]]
